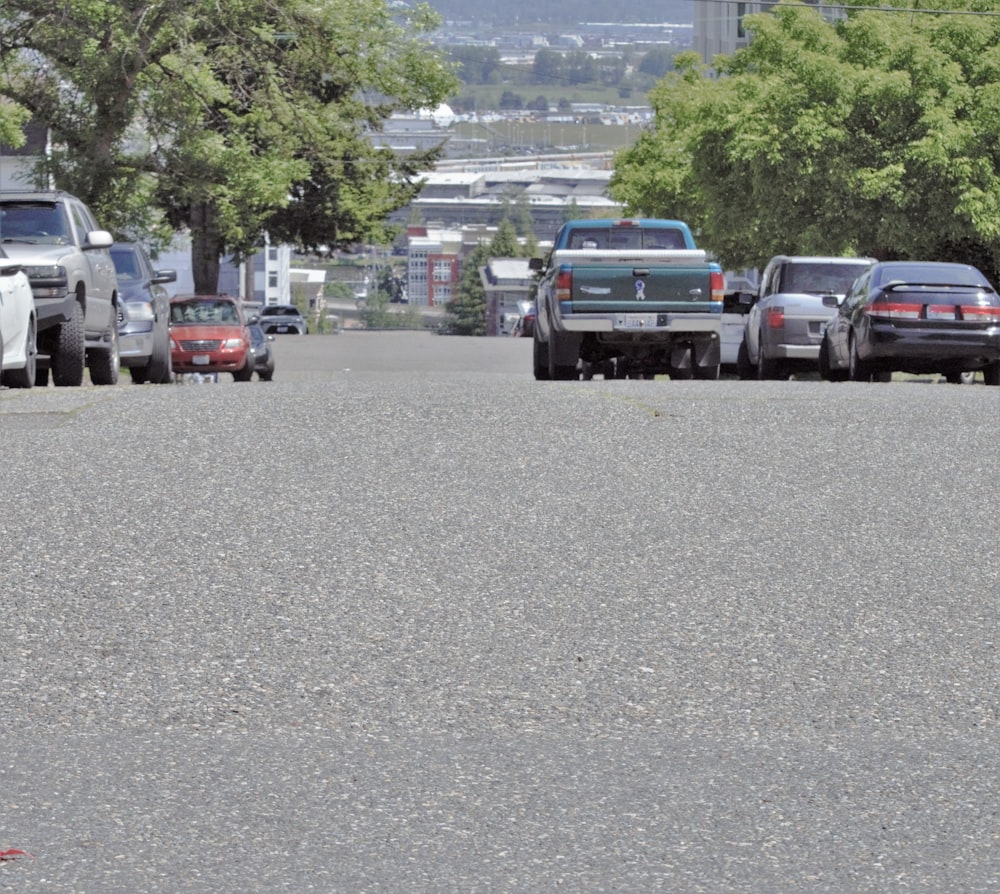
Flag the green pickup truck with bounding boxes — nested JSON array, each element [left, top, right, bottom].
[[529, 218, 725, 380]]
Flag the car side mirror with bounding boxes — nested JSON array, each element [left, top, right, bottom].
[[738, 290, 755, 306], [153, 269, 177, 284], [529, 257, 544, 272], [248, 314, 259, 324]]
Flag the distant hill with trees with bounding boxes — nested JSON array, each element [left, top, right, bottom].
[[427, 0, 693, 26]]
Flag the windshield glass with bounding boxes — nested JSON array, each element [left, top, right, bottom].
[[784, 263, 871, 295], [0, 203, 71, 244], [171, 300, 240, 324]]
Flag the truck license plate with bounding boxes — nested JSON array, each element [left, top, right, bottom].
[[192, 355, 211, 365], [623, 314, 658, 329]]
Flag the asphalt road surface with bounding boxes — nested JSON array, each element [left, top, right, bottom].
[[1, 331, 998, 893]]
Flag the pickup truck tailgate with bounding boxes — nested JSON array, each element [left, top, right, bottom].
[[560, 251, 713, 314]]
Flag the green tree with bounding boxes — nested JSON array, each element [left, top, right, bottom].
[[638, 47, 674, 79], [0, 0, 456, 292], [610, 4, 1000, 280], [444, 240, 491, 335]]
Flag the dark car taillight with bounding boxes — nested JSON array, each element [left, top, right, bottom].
[[865, 300, 921, 320], [959, 304, 1000, 322]]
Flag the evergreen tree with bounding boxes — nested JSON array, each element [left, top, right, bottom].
[[444, 240, 491, 335]]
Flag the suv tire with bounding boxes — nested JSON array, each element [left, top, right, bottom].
[[52, 302, 86, 387]]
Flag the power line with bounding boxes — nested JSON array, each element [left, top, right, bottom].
[[698, 0, 1000, 16]]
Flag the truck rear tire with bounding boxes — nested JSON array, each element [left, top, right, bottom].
[[52, 302, 86, 387], [533, 332, 550, 380], [547, 332, 578, 380]]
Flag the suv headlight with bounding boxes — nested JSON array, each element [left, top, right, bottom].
[[23, 264, 69, 297]]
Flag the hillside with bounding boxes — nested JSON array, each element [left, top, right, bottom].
[[426, 0, 694, 26]]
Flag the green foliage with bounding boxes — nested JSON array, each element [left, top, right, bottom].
[[610, 4, 1000, 280], [0, 0, 458, 290]]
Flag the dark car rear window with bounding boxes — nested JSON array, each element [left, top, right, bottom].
[[876, 264, 994, 291], [263, 306, 301, 316]]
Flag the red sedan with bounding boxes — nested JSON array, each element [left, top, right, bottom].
[[169, 295, 254, 381]]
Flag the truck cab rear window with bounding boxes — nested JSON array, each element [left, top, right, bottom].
[[568, 229, 685, 250]]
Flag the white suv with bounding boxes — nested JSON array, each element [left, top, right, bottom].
[[0, 190, 119, 386]]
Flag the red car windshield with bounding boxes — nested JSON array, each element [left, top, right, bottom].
[[171, 300, 241, 324]]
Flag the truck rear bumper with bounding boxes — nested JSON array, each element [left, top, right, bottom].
[[558, 312, 722, 334], [773, 343, 821, 360]]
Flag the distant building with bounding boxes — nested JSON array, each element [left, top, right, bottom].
[[695, 0, 845, 66], [405, 225, 464, 307]]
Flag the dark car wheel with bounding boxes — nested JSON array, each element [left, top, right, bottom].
[[145, 328, 172, 384], [232, 354, 255, 382], [52, 302, 86, 387], [736, 336, 754, 379], [984, 361, 1000, 386], [89, 308, 121, 386], [258, 361, 274, 382], [848, 333, 876, 382], [819, 335, 847, 382]]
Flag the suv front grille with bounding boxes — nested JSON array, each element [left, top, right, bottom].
[[179, 339, 222, 351]]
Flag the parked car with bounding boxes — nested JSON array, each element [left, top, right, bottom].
[[247, 323, 275, 381], [258, 303, 307, 334], [737, 255, 875, 379], [111, 242, 177, 384], [168, 295, 254, 381], [0, 246, 37, 388], [0, 190, 119, 386], [514, 300, 536, 338], [819, 261, 1000, 384]]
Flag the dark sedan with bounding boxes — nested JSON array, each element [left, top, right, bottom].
[[247, 323, 275, 381], [819, 261, 1000, 384], [112, 242, 177, 384]]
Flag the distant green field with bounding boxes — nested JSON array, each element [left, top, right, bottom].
[[450, 119, 642, 154]]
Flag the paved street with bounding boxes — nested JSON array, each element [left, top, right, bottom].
[[1, 331, 998, 892]]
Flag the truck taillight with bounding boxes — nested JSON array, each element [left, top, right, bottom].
[[766, 307, 785, 328], [556, 268, 572, 303], [710, 270, 725, 303]]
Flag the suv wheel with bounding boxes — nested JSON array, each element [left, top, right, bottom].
[[52, 302, 86, 387]]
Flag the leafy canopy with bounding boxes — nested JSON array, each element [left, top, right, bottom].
[[0, 0, 457, 290], [610, 1, 1000, 280]]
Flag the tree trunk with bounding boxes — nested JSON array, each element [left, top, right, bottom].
[[190, 201, 223, 295]]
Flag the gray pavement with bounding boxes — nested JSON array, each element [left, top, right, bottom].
[[1, 331, 998, 892]]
